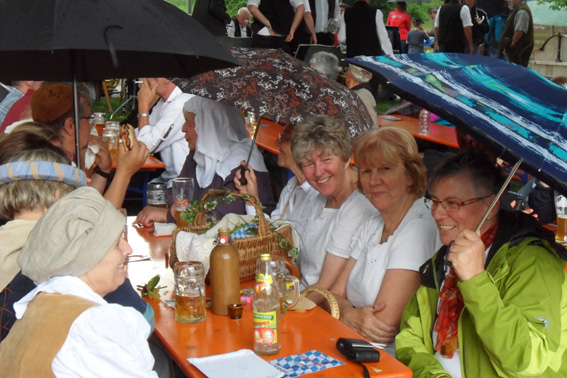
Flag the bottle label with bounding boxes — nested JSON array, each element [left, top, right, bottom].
[[253, 311, 278, 344], [255, 272, 273, 293]]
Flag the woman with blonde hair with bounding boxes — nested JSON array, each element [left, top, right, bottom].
[[330, 127, 439, 351], [0, 147, 86, 341]]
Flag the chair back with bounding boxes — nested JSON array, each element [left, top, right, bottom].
[[294, 44, 348, 69]]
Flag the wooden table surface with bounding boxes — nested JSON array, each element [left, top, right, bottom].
[[112, 155, 166, 170], [379, 115, 459, 149], [255, 119, 283, 155], [126, 218, 412, 378]]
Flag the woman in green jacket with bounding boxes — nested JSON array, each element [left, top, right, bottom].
[[396, 150, 567, 377]]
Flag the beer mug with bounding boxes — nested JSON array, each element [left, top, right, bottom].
[[101, 128, 118, 157], [555, 193, 567, 243], [92, 112, 106, 136], [174, 261, 206, 323], [270, 255, 300, 315]]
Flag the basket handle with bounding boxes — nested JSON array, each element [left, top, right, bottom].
[[300, 286, 340, 319], [193, 189, 272, 237]]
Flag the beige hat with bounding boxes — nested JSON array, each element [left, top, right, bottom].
[[348, 64, 373, 83], [18, 186, 125, 283]]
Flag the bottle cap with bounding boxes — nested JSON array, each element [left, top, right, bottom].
[[218, 227, 230, 244], [259, 252, 271, 261]]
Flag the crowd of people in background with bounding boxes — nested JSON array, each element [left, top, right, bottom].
[[0, 0, 565, 377]]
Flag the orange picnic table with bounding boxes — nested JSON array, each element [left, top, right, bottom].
[[379, 114, 459, 149], [126, 218, 413, 378]]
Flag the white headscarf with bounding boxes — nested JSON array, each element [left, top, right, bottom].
[[183, 96, 267, 188]]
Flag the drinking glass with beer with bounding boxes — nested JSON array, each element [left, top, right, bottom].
[[92, 112, 106, 136], [555, 194, 567, 243], [174, 261, 206, 323], [172, 177, 194, 227]]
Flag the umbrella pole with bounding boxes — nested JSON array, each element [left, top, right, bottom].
[[71, 54, 82, 169], [475, 158, 523, 233]]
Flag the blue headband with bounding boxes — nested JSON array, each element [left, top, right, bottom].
[[0, 161, 86, 188]]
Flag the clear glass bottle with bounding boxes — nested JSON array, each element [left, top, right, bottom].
[[253, 253, 281, 356], [210, 228, 240, 315], [418, 109, 431, 134]]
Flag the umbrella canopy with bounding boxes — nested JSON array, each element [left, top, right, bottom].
[[349, 53, 567, 195], [0, 0, 239, 81], [174, 47, 375, 138], [0, 0, 239, 167]]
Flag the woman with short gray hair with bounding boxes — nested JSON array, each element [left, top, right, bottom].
[[291, 115, 376, 296], [309, 51, 340, 81]]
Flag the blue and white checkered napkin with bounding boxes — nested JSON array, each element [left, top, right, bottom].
[[230, 223, 259, 240], [269, 350, 344, 378]]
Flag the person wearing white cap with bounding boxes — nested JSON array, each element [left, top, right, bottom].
[[345, 64, 378, 128], [0, 187, 157, 377]]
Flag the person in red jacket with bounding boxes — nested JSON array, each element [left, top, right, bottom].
[[387, 2, 411, 53]]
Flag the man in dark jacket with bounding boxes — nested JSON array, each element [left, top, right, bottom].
[[337, 0, 393, 57], [434, 0, 474, 53], [499, 0, 533, 66], [192, 0, 231, 36]]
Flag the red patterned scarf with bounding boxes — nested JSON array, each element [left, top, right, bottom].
[[434, 223, 499, 358]]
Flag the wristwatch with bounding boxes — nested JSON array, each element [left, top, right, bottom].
[[94, 166, 113, 180], [137, 113, 149, 118]]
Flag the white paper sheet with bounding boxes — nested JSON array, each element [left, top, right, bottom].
[[188, 349, 284, 378]]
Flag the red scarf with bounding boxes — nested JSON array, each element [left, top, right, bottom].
[[434, 223, 498, 358]]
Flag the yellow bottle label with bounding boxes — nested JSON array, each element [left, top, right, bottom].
[[253, 311, 278, 344], [255, 272, 273, 293]]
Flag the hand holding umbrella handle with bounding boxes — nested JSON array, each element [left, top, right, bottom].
[[239, 165, 249, 185], [239, 120, 261, 185]]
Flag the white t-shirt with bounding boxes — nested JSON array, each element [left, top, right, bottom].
[[298, 190, 377, 289], [346, 198, 440, 308], [14, 276, 157, 377], [136, 87, 192, 186]]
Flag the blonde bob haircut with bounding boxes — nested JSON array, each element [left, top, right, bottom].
[[291, 115, 353, 166], [354, 127, 426, 197], [0, 149, 75, 220]]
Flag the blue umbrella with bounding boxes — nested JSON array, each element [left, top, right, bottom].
[[349, 53, 567, 197]]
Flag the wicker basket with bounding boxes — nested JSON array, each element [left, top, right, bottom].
[[169, 189, 294, 282]]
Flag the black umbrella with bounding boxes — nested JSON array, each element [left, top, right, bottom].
[[0, 0, 239, 167]]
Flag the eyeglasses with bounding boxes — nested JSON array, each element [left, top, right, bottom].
[[424, 195, 492, 212]]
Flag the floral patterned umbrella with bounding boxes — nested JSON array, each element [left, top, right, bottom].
[[174, 47, 374, 137]]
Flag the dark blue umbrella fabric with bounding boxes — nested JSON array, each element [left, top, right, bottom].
[[349, 53, 567, 194]]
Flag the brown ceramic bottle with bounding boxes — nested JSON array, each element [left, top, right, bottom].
[[209, 227, 240, 315]]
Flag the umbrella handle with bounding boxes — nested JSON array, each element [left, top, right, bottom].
[[475, 159, 523, 233], [239, 116, 262, 186]]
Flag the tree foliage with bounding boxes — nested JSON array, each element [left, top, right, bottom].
[[538, 0, 567, 10]]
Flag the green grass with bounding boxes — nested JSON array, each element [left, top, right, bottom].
[[377, 99, 403, 115], [91, 97, 130, 123]]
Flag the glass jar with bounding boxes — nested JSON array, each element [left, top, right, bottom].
[[146, 181, 168, 208]]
